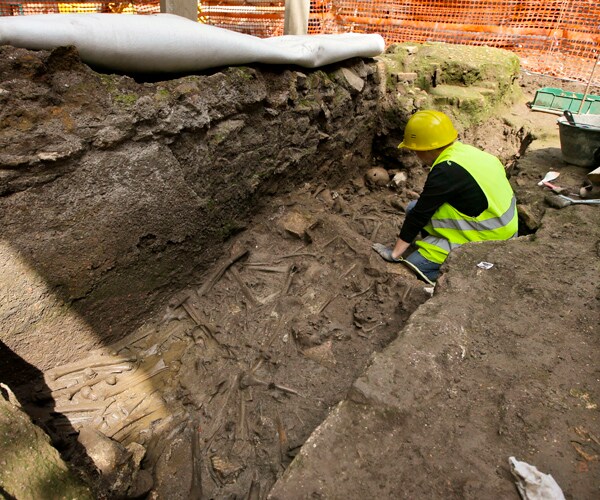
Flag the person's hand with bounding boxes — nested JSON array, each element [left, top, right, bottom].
[[372, 243, 402, 262]]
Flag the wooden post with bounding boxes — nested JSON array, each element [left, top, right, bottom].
[[284, 0, 310, 35], [577, 52, 600, 115], [160, 0, 198, 22]]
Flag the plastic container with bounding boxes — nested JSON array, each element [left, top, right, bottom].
[[557, 114, 600, 167], [532, 87, 600, 115]]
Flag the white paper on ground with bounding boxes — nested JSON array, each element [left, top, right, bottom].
[[0, 13, 385, 73], [509, 457, 565, 500]]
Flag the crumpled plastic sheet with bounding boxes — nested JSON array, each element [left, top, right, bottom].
[[509, 457, 565, 500], [0, 13, 385, 73]]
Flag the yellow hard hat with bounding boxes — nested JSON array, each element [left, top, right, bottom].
[[398, 110, 458, 151]]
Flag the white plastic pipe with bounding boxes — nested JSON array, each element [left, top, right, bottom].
[[0, 13, 385, 73]]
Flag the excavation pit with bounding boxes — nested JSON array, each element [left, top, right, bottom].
[[1, 45, 599, 499]]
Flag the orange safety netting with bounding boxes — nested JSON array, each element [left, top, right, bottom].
[[307, 0, 600, 85], [0, 1, 159, 15], [200, 1, 286, 37], [1, 0, 598, 85]]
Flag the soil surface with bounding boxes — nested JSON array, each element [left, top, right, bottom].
[[268, 73, 600, 499], [3, 66, 600, 498]]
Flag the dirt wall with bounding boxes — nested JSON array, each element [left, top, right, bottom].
[[0, 45, 382, 380]]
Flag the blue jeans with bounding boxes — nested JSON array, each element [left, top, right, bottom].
[[405, 250, 441, 282], [404, 200, 441, 282]]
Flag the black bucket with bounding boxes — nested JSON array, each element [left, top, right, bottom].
[[557, 114, 600, 167]]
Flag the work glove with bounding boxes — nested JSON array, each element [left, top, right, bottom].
[[372, 243, 402, 263]]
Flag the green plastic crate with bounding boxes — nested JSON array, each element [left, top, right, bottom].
[[531, 87, 600, 115]]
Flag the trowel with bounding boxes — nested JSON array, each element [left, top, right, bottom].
[[557, 194, 600, 205], [545, 193, 600, 209], [537, 171, 560, 186]]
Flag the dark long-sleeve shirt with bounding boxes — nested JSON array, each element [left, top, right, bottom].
[[399, 160, 488, 243]]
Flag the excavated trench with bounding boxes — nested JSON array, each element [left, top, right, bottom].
[[8, 123, 531, 500], [0, 44, 538, 498], [20, 145, 533, 498]]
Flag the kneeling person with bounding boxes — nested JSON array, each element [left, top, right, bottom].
[[373, 110, 518, 281]]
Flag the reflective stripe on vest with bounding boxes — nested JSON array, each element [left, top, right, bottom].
[[421, 236, 462, 254], [415, 142, 518, 264], [430, 196, 516, 233]]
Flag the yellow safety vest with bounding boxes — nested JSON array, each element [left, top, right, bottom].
[[415, 142, 518, 264]]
